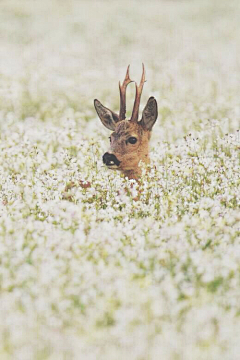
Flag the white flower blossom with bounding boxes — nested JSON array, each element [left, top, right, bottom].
[[0, 1, 239, 359]]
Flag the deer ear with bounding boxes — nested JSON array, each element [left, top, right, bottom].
[[140, 97, 158, 130], [94, 99, 119, 131]]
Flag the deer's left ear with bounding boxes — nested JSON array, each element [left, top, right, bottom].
[[140, 97, 158, 130], [94, 99, 119, 131]]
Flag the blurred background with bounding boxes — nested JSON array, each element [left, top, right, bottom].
[[0, 3, 239, 359], [0, 0, 240, 139]]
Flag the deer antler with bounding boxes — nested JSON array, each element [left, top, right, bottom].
[[119, 65, 133, 120], [130, 63, 146, 122]]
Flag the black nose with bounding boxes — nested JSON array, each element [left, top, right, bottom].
[[103, 152, 121, 166]]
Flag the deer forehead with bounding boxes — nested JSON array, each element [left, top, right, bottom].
[[112, 121, 143, 138]]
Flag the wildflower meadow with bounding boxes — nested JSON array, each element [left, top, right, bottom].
[[0, 1, 239, 359]]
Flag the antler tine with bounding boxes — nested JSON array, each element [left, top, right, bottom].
[[119, 65, 133, 120], [130, 63, 146, 122]]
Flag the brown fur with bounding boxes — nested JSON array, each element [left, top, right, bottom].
[[107, 121, 151, 179], [94, 65, 158, 179]]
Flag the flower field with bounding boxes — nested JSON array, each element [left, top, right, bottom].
[[0, 1, 239, 359]]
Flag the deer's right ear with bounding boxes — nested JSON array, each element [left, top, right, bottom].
[[94, 99, 119, 131]]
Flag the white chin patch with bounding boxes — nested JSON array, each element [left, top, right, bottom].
[[107, 164, 118, 169]]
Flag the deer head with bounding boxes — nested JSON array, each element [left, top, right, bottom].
[[94, 64, 158, 179]]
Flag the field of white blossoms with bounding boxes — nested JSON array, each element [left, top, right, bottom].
[[0, 1, 239, 359]]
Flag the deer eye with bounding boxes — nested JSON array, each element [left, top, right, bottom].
[[109, 137, 111, 143], [128, 137, 137, 144]]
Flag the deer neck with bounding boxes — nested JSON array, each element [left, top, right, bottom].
[[122, 148, 150, 180], [122, 168, 141, 180]]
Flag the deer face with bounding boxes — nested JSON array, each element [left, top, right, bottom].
[[103, 120, 150, 172], [94, 65, 158, 179]]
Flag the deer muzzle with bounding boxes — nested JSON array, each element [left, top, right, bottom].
[[102, 152, 121, 168]]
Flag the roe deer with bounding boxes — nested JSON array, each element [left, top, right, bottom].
[[94, 64, 158, 179]]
